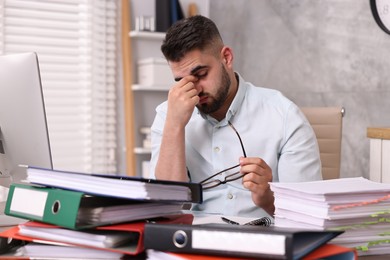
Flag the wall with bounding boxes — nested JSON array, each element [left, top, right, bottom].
[[210, 0, 390, 178]]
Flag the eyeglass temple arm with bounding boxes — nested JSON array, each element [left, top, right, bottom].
[[228, 121, 247, 157], [199, 164, 240, 184]]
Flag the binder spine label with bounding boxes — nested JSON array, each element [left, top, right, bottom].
[[10, 187, 48, 218], [192, 230, 286, 255]]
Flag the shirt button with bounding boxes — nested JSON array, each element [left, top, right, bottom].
[[214, 147, 220, 152], [227, 193, 233, 199]]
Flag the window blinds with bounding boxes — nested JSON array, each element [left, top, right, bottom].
[[0, 0, 118, 174]]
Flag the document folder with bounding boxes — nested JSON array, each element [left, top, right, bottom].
[[0, 214, 193, 256], [25, 166, 202, 203], [5, 183, 184, 229], [146, 243, 357, 260], [17, 243, 125, 259], [144, 223, 343, 259]]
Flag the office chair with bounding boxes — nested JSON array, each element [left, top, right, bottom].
[[300, 107, 345, 180]]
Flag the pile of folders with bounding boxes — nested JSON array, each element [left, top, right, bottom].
[[0, 166, 202, 258], [1, 166, 359, 259]]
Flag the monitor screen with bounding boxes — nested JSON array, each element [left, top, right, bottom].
[[0, 52, 53, 190]]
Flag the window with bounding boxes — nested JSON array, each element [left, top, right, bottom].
[[0, 0, 119, 174]]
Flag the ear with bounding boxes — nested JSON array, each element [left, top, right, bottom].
[[221, 46, 233, 66]]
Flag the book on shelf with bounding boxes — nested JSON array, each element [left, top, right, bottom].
[[155, 0, 171, 32], [0, 214, 193, 256], [155, 0, 184, 32], [24, 166, 202, 203], [270, 177, 390, 256], [170, 0, 184, 24], [5, 183, 185, 229], [144, 223, 343, 259]]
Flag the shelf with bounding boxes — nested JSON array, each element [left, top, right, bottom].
[[132, 84, 170, 91], [129, 31, 165, 40], [134, 147, 151, 154]]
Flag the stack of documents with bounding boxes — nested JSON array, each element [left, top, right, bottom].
[[4, 166, 202, 228], [5, 183, 186, 229], [270, 177, 390, 256], [0, 214, 194, 257], [0, 165, 202, 257]]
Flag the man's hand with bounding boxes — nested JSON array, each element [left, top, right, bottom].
[[166, 75, 199, 128], [239, 157, 275, 216], [155, 75, 199, 182]]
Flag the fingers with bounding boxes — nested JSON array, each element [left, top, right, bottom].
[[181, 80, 200, 102], [239, 157, 272, 192], [169, 75, 200, 105], [239, 157, 272, 184], [239, 157, 274, 211], [174, 75, 199, 93], [166, 75, 199, 127]]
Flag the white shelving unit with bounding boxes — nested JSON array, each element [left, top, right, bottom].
[[130, 30, 171, 177]]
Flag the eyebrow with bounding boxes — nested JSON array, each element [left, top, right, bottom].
[[174, 65, 208, 82]]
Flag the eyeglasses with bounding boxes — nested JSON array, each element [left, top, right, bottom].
[[199, 121, 247, 190]]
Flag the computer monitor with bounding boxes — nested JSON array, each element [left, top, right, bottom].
[[0, 52, 53, 225]]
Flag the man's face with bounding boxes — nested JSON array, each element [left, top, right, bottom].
[[170, 49, 232, 115], [196, 63, 230, 114]]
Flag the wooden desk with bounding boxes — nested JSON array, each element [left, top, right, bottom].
[[367, 127, 390, 183]]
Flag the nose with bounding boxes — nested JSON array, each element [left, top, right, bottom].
[[193, 79, 202, 94]]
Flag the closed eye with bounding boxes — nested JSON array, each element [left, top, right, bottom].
[[193, 70, 208, 79]]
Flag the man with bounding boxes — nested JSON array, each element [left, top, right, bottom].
[[149, 15, 322, 218]]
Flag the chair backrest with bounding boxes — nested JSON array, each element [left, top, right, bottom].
[[300, 107, 345, 180]]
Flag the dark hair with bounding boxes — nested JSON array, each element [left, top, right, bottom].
[[161, 15, 223, 62]]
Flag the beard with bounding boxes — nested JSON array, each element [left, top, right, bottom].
[[197, 63, 231, 115]]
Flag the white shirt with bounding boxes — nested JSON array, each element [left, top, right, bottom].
[[150, 73, 322, 218]]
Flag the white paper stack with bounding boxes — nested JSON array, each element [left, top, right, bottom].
[[270, 177, 390, 256]]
